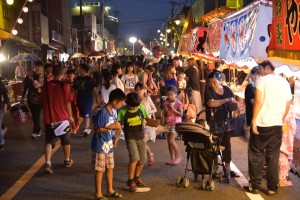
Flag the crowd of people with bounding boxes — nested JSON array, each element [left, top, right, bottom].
[[0, 53, 296, 199]]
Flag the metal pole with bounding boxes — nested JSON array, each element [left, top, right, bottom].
[[79, 0, 84, 54], [132, 43, 134, 55], [101, 0, 105, 50]]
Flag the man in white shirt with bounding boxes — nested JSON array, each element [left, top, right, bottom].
[[244, 60, 292, 196], [15, 61, 27, 80]]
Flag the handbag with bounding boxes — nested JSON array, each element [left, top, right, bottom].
[[146, 118, 160, 127], [182, 93, 197, 120]]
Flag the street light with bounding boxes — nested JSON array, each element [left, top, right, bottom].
[[6, 0, 13, 5], [129, 37, 137, 55]]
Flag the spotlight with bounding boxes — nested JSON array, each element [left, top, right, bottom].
[[12, 29, 18, 35], [23, 7, 29, 13], [17, 18, 23, 24]]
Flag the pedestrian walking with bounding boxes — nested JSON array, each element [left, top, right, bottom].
[[121, 62, 138, 94], [73, 64, 100, 137], [163, 86, 183, 165], [92, 88, 126, 200], [41, 66, 74, 174], [0, 80, 9, 151], [100, 73, 116, 104], [21, 61, 44, 139], [117, 93, 149, 191], [244, 60, 293, 196]]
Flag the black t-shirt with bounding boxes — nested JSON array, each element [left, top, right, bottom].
[[73, 76, 96, 102], [244, 83, 255, 126], [185, 66, 200, 91], [204, 86, 234, 132]]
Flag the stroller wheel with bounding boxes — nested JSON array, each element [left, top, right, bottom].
[[209, 179, 215, 191], [183, 177, 190, 188], [201, 178, 207, 190], [176, 176, 183, 187], [218, 172, 223, 182]]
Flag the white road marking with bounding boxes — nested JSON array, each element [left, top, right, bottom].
[[230, 162, 265, 200], [1, 141, 61, 199]]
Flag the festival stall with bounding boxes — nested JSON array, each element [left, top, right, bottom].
[[267, 0, 300, 174], [218, 0, 273, 136]]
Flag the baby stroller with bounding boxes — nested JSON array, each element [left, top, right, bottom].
[[175, 108, 231, 191]]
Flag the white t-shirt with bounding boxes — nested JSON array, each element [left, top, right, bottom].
[[113, 76, 124, 92], [101, 84, 117, 104], [255, 74, 293, 127], [121, 74, 138, 92]]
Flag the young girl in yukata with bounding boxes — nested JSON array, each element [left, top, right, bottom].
[[279, 104, 297, 187]]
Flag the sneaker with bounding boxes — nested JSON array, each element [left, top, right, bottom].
[[36, 130, 42, 137], [44, 164, 53, 174], [64, 159, 73, 168], [135, 177, 146, 187], [2, 127, 7, 135], [0, 144, 4, 151], [31, 133, 37, 140], [243, 185, 259, 194], [83, 128, 91, 137], [127, 179, 137, 191]]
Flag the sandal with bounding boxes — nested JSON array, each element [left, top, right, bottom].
[[148, 153, 154, 166], [279, 180, 293, 187], [107, 191, 124, 199]]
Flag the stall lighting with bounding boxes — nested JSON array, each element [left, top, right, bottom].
[[12, 29, 18, 35], [167, 43, 170, 47], [6, 0, 14, 5], [174, 19, 181, 25], [23, 7, 29, 13], [161, 42, 164, 45], [157, 30, 161, 33], [0, 53, 6, 62], [17, 18, 23, 24], [166, 29, 171, 33], [28, 0, 33, 2], [160, 37, 163, 41]]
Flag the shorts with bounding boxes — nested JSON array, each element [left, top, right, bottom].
[[126, 139, 146, 165], [45, 125, 70, 146], [77, 101, 93, 118], [164, 125, 176, 132], [92, 152, 114, 172]]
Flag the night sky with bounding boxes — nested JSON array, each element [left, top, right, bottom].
[[71, 0, 187, 41]]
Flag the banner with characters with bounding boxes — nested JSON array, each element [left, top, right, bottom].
[[178, 27, 207, 54], [268, 0, 300, 60], [205, 20, 223, 54], [220, 3, 272, 64]]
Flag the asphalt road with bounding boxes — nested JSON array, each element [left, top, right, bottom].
[[0, 112, 299, 200]]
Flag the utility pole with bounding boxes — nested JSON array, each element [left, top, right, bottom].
[[112, 9, 119, 51], [100, 0, 105, 51], [79, 0, 84, 54]]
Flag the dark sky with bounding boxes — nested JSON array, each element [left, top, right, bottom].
[[71, 0, 188, 41]]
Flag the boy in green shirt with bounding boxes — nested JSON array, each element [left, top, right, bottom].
[[117, 92, 149, 191]]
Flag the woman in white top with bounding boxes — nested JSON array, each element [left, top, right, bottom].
[[100, 72, 116, 104], [111, 64, 124, 92], [135, 83, 158, 166], [121, 62, 138, 94]]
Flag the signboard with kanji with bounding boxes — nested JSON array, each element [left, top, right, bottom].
[[268, 0, 300, 59]]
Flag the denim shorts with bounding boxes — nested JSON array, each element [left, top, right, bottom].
[[164, 125, 176, 132], [126, 139, 146, 165], [77, 102, 93, 118]]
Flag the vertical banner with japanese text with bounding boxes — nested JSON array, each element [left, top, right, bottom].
[[268, 0, 300, 59], [31, 2, 41, 45]]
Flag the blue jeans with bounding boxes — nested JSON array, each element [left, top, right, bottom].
[[0, 110, 4, 145]]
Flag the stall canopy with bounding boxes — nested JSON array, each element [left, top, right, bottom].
[[219, 0, 272, 68], [268, 0, 300, 73]]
